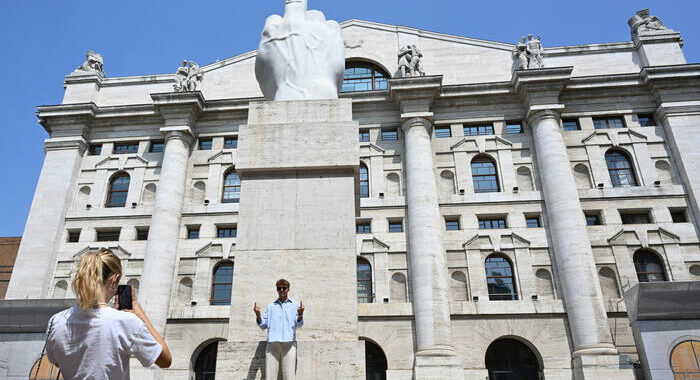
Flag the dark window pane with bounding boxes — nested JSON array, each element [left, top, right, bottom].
[[621, 212, 651, 224], [356, 223, 371, 234], [638, 114, 656, 127], [359, 130, 370, 142], [342, 62, 389, 93], [222, 171, 240, 203], [188, 228, 200, 239], [562, 119, 580, 131], [525, 217, 540, 228], [485, 256, 517, 301], [445, 220, 460, 231], [97, 230, 120, 242], [68, 231, 80, 243], [224, 137, 238, 149], [594, 117, 625, 129], [360, 165, 369, 198], [217, 228, 237, 238], [106, 174, 130, 208], [479, 218, 507, 229], [381, 129, 398, 141], [136, 229, 149, 241], [388, 221, 403, 232], [211, 262, 233, 305], [89, 145, 102, 155], [199, 139, 212, 150], [149, 141, 164, 153], [634, 251, 667, 282], [114, 143, 139, 154], [671, 210, 688, 223], [505, 123, 522, 134], [606, 151, 638, 187], [357, 259, 373, 303], [464, 124, 494, 136], [586, 215, 601, 226], [435, 127, 452, 138], [472, 158, 500, 193]]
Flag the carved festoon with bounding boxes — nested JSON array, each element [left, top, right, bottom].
[[397, 44, 426, 78], [173, 60, 204, 92], [513, 34, 544, 70], [76, 50, 104, 75], [628, 8, 668, 38]]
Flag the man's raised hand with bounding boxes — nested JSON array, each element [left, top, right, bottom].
[[254, 302, 262, 316], [297, 300, 304, 316]]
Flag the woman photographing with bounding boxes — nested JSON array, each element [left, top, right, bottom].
[[44, 248, 172, 379]]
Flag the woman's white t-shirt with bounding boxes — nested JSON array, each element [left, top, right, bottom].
[[46, 306, 162, 380]]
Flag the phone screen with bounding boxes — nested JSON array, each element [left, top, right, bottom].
[[117, 285, 133, 310]]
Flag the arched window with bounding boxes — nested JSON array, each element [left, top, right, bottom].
[[106, 173, 130, 208], [357, 258, 373, 303], [360, 164, 369, 198], [485, 255, 517, 301], [211, 261, 233, 305], [485, 338, 541, 380], [671, 340, 700, 379], [633, 250, 667, 282], [342, 62, 389, 93], [471, 156, 500, 193], [222, 169, 240, 203], [30, 354, 63, 379], [362, 339, 388, 380], [605, 150, 638, 187], [194, 342, 219, 380]]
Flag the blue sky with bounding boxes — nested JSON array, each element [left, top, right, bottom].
[[0, 0, 698, 236]]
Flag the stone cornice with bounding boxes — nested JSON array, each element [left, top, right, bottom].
[[151, 91, 206, 128], [43, 137, 88, 155], [36, 102, 97, 136], [388, 75, 443, 121], [512, 67, 573, 106]]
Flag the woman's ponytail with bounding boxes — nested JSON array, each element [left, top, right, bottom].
[[72, 248, 122, 309]]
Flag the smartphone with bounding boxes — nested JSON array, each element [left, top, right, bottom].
[[117, 285, 133, 310]]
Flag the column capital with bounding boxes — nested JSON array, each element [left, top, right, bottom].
[[401, 116, 433, 135], [160, 126, 195, 147], [388, 75, 442, 119], [526, 105, 565, 126], [512, 67, 572, 109], [151, 91, 205, 128], [641, 64, 700, 111]]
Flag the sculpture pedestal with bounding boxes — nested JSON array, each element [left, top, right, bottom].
[[217, 99, 364, 379]]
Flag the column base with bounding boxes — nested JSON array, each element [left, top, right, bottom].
[[413, 346, 464, 380], [572, 353, 636, 380]]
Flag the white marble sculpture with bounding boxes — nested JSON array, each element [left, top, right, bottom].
[[76, 50, 104, 75], [514, 35, 544, 70], [173, 60, 203, 92], [628, 8, 668, 38], [398, 45, 426, 78], [255, 0, 345, 101]]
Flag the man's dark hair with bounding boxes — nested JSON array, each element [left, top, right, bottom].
[[276, 278, 290, 288]]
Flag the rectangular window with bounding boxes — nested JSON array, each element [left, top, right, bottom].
[[562, 119, 580, 131], [149, 141, 164, 153], [505, 122, 523, 134], [88, 144, 102, 155], [224, 137, 238, 149], [136, 228, 149, 241], [356, 221, 371, 234], [445, 218, 460, 231], [593, 117, 625, 129], [96, 229, 120, 242], [638, 114, 656, 127], [585, 212, 602, 226], [620, 211, 651, 224], [67, 230, 81, 243], [464, 124, 494, 136], [217, 227, 237, 238], [670, 208, 688, 223], [359, 129, 370, 142], [435, 126, 452, 138], [199, 139, 213, 150], [113, 143, 139, 154], [525, 215, 541, 228], [187, 226, 200, 239], [478, 217, 507, 229], [388, 220, 403, 233], [381, 129, 398, 141]]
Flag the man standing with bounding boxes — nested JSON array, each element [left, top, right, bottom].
[[254, 279, 304, 380]]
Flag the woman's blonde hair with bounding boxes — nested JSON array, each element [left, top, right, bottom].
[[72, 248, 122, 309]]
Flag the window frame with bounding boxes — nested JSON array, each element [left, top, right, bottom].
[[88, 144, 102, 156], [67, 230, 81, 243], [633, 250, 667, 283], [593, 116, 626, 130], [381, 128, 398, 141], [434, 126, 452, 138], [562, 118, 581, 131], [342, 61, 389, 93], [216, 226, 237, 238], [106, 172, 130, 208], [637, 114, 657, 127], [388, 219, 403, 233], [606, 150, 639, 187], [463, 124, 494, 137], [478, 217, 507, 229], [504, 122, 523, 134], [96, 229, 121, 242], [187, 226, 200, 239], [210, 261, 234, 305], [359, 129, 370, 142], [136, 228, 149, 241], [620, 210, 652, 225], [222, 168, 241, 204], [149, 141, 164, 153], [445, 217, 460, 231], [199, 139, 213, 151], [359, 164, 370, 198], [525, 215, 541, 228], [357, 257, 373, 303], [113, 142, 139, 155], [224, 137, 238, 149], [356, 221, 371, 234], [471, 156, 500, 193], [485, 254, 518, 301]]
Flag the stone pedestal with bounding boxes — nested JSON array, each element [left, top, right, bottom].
[[218, 99, 364, 379]]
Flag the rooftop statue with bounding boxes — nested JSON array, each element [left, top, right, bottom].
[[255, 0, 345, 101], [513, 35, 544, 70], [398, 45, 425, 78], [76, 50, 104, 75], [173, 60, 204, 93], [513, 37, 528, 70], [628, 8, 668, 38]]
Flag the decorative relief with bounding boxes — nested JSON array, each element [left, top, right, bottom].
[[513, 35, 544, 70], [397, 45, 425, 77], [173, 60, 204, 92]]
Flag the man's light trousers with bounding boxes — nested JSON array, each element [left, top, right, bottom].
[[265, 341, 296, 380]]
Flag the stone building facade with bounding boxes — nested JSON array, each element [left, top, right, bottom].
[[3, 7, 700, 380]]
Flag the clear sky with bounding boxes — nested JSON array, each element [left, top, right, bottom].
[[0, 0, 698, 237]]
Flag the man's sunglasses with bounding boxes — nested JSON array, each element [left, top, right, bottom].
[[277, 287, 288, 291]]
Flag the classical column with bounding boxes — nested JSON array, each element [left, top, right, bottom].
[[402, 116, 454, 353], [389, 76, 463, 379], [6, 104, 94, 299], [139, 92, 202, 334], [528, 109, 617, 355]]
